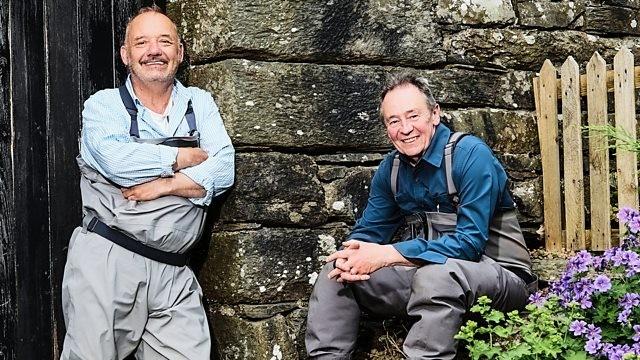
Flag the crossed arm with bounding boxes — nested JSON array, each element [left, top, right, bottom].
[[121, 147, 208, 201]]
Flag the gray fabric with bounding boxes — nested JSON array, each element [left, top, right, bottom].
[[61, 157, 211, 359], [306, 257, 528, 360], [424, 210, 534, 281], [444, 132, 467, 197], [77, 155, 206, 253], [306, 210, 534, 359]]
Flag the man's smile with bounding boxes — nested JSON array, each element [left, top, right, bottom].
[[401, 135, 419, 143]]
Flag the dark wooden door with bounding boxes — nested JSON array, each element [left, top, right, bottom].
[[0, 1, 163, 358]]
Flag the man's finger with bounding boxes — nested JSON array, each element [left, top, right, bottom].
[[339, 272, 370, 282], [342, 240, 360, 249], [327, 268, 343, 280], [325, 250, 349, 262], [335, 259, 350, 272]]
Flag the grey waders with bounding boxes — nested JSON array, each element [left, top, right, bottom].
[[62, 85, 211, 360], [306, 132, 536, 360]]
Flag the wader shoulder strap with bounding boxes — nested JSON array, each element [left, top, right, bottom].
[[444, 132, 468, 207], [391, 152, 400, 197], [389, 132, 468, 205], [118, 85, 198, 137]]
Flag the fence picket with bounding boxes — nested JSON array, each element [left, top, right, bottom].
[[537, 60, 564, 251], [613, 47, 639, 218], [586, 52, 612, 250], [561, 57, 585, 250]]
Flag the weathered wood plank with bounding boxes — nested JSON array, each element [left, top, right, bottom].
[[79, 0, 117, 98], [533, 66, 640, 99], [0, 0, 16, 358], [560, 56, 585, 251], [537, 60, 563, 251], [10, 0, 54, 358], [586, 52, 611, 251], [44, 0, 82, 356], [613, 47, 638, 213]]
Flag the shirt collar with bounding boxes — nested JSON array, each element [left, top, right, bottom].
[[124, 75, 190, 108], [398, 122, 450, 168]]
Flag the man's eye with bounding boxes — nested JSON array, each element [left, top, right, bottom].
[[409, 114, 419, 119], [135, 41, 146, 46], [388, 119, 400, 126]]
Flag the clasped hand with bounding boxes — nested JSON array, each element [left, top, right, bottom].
[[325, 240, 391, 283]]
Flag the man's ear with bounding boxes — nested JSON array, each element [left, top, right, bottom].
[[179, 42, 184, 63], [432, 104, 441, 125], [120, 46, 129, 66]]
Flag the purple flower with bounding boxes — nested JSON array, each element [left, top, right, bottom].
[[579, 297, 593, 309], [629, 216, 640, 234], [567, 250, 593, 274], [617, 309, 631, 324], [569, 320, 588, 336], [593, 275, 611, 292], [528, 292, 546, 306], [633, 324, 640, 342], [585, 338, 601, 354], [617, 207, 637, 225], [585, 324, 602, 341]]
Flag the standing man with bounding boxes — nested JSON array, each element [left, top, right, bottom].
[[61, 5, 234, 360], [305, 73, 535, 359]]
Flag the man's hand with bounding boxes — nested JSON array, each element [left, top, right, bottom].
[[173, 147, 208, 171], [327, 257, 371, 283], [122, 173, 205, 201], [325, 240, 414, 283]]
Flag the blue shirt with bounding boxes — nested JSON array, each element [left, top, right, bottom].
[[80, 77, 235, 206], [348, 124, 515, 264]]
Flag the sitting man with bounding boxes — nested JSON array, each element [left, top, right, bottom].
[[61, 5, 234, 360], [305, 73, 535, 359]]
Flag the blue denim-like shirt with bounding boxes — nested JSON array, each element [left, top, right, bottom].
[[80, 77, 235, 206], [348, 123, 516, 264]]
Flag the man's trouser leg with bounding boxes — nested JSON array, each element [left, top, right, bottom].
[[404, 256, 529, 360], [305, 262, 415, 359], [61, 228, 210, 360]]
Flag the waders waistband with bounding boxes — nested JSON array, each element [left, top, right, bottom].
[[85, 216, 189, 267]]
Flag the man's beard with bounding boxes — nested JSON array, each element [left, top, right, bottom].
[[128, 63, 177, 84]]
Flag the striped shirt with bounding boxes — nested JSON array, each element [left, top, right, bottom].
[[80, 77, 235, 206]]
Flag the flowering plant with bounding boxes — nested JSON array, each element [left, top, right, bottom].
[[456, 207, 640, 360]]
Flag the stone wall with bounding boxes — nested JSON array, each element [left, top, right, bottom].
[[167, 1, 640, 358]]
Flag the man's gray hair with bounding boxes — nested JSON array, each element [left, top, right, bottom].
[[122, 5, 178, 46], [378, 73, 438, 122]]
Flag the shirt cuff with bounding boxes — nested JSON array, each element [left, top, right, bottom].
[[180, 167, 214, 206], [392, 239, 447, 264], [160, 147, 179, 177]]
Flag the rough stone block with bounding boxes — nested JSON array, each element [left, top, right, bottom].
[[602, 0, 640, 8], [584, 5, 640, 35], [436, 0, 516, 25], [445, 28, 640, 70], [499, 154, 541, 179], [190, 60, 535, 151], [169, 0, 446, 67], [515, 0, 585, 28], [221, 152, 327, 226], [444, 108, 539, 154], [200, 225, 349, 304], [511, 178, 543, 224], [323, 166, 376, 222], [210, 304, 306, 360]]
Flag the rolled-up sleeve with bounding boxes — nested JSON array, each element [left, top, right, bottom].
[[179, 90, 235, 206]]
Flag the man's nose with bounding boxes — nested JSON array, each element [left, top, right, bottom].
[[400, 120, 413, 134], [147, 40, 162, 55]]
